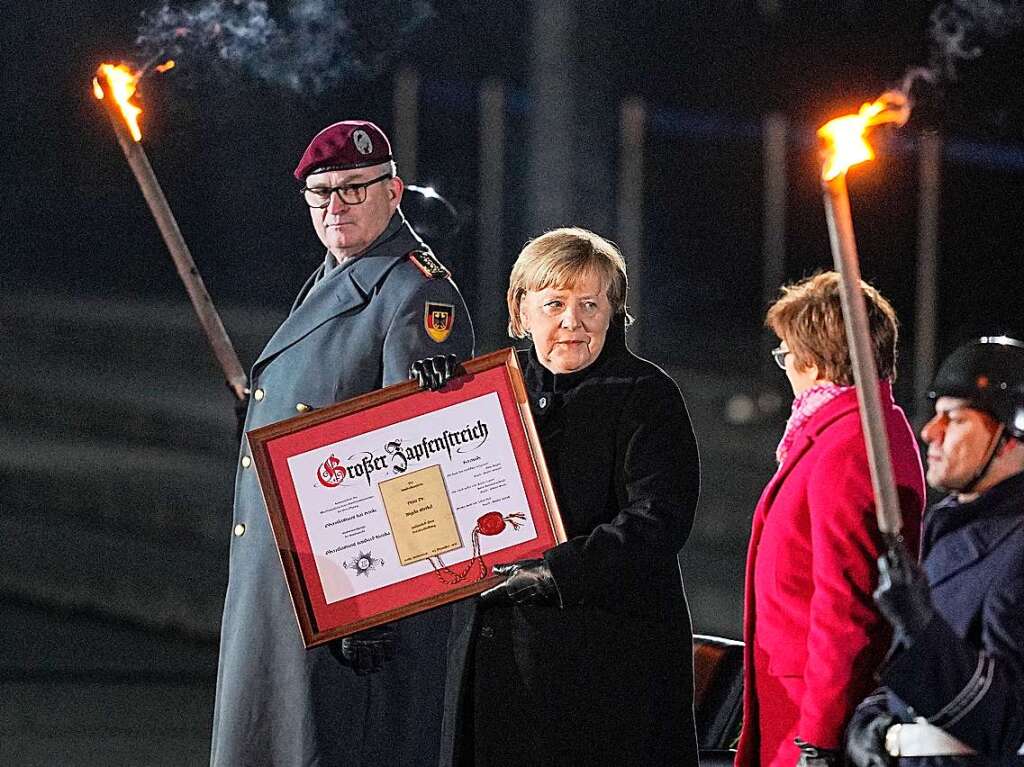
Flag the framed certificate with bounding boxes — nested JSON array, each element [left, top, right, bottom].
[[246, 348, 565, 648]]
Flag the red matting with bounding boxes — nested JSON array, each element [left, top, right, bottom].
[[249, 349, 563, 645]]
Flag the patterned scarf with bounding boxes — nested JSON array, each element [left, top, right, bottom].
[[776, 382, 854, 464]]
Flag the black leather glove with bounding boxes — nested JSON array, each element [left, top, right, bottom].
[[227, 379, 250, 443], [233, 395, 249, 443], [846, 709, 896, 767], [478, 559, 559, 606], [409, 354, 458, 391], [329, 623, 397, 675], [795, 738, 840, 767], [875, 543, 935, 647]]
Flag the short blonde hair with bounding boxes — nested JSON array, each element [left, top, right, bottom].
[[766, 271, 899, 386], [506, 227, 632, 338]]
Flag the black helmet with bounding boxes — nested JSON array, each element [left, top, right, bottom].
[[929, 336, 1024, 439]]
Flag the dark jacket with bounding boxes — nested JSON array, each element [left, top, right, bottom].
[[440, 323, 701, 767], [210, 213, 474, 767], [856, 471, 1024, 766]]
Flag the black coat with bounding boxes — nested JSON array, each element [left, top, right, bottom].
[[855, 471, 1024, 766], [440, 324, 701, 767]]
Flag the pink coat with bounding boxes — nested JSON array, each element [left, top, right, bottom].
[[735, 383, 924, 767]]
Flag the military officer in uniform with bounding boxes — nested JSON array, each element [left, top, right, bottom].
[[846, 337, 1024, 766], [210, 120, 475, 766]]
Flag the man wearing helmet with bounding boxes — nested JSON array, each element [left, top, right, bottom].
[[846, 337, 1024, 766]]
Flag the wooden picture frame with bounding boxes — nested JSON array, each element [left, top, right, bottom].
[[246, 348, 565, 648]]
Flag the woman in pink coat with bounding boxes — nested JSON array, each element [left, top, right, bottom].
[[735, 272, 925, 767]]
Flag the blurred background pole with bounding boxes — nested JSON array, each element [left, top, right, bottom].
[[762, 113, 789, 319], [528, 0, 574, 233], [913, 132, 942, 422], [393, 67, 419, 181], [478, 79, 507, 351], [617, 97, 646, 354], [573, 0, 617, 237]]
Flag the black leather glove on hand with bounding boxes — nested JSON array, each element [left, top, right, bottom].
[[846, 710, 896, 767], [233, 396, 249, 443], [478, 559, 559, 606], [229, 382, 250, 443], [409, 354, 458, 391], [795, 738, 840, 767], [330, 624, 397, 675], [874, 543, 935, 647]]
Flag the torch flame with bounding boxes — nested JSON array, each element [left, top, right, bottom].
[[818, 90, 911, 181], [93, 63, 143, 141]]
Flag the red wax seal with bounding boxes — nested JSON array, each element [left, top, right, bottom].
[[476, 512, 506, 536], [431, 513, 526, 585]]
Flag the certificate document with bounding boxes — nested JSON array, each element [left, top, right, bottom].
[[380, 465, 461, 566], [247, 349, 564, 647], [285, 391, 538, 604]]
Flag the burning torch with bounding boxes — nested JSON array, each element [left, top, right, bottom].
[[818, 92, 911, 546], [93, 62, 248, 402]]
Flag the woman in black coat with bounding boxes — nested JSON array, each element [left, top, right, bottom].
[[439, 227, 701, 766]]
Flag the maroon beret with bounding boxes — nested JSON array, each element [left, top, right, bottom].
[[293, 120, 394, 181]]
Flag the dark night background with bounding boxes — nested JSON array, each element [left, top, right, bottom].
[[2, 1, 1023, 763]]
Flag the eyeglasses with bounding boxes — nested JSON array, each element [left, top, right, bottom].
[[771, 345, 791, 370], [301, 172, 393, 208]]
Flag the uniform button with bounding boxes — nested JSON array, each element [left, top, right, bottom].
[[233, 523, 246, 537], [538, 396, 548, 409], [295, 402, 311, 413], [241, 455, 252, 468], [480, 626, 495, 639], [253, 388, 265, 401]]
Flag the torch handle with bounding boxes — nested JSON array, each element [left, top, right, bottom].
[[823, 174, 904, 537], [99, 94, 248, 401]]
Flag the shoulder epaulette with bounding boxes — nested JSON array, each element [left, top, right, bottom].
[[407, 249, 450, 279]]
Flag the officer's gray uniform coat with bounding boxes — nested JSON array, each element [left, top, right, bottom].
[[853, 471, 1024, 765], [211, 213, 474, 766]]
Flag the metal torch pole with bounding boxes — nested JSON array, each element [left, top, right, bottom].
[[822, 173, 903, 542], [97, 75, 248, 401]]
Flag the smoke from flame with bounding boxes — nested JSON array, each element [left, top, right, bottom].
[[818, 91, 911, 180], [929, 0, 1023, 79], [135, 0, 434, 95], [894, 0, 1023, 109]]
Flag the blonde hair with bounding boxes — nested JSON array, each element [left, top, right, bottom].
[[766, 271, 899, 385], [506, 227, 632, 338]]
